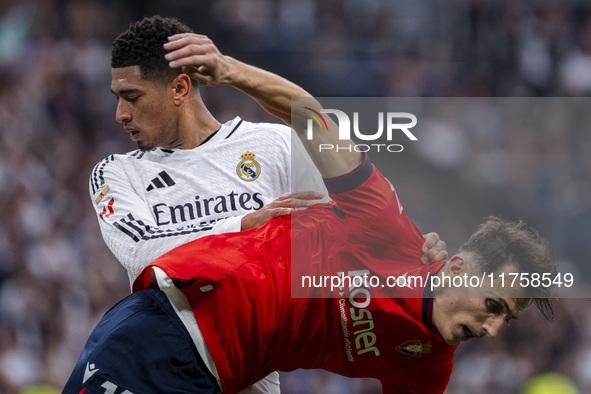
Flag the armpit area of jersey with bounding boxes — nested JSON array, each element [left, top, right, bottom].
[[323, 153, 372, 194]]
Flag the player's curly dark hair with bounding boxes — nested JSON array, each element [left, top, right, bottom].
[[112, 15, 194, 85], [459, 216, 556, 320]]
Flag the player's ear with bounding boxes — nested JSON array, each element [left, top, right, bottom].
[[446, 255, 467, 277], [171, 73, 192, 105]]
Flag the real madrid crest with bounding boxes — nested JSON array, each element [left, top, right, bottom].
[[237, 151, 261, 181], [396, 340, 431, 357]]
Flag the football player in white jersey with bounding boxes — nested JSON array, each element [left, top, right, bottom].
[[89, 15, 447, 394], [94, 15, 333, 289]]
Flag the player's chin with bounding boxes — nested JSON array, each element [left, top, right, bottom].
[[445, 326, 471, 345], [441, 329, 461, 346], [446, 336, 462, 346], [137, 141, 154, 151]]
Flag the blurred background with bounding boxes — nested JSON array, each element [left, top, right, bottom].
[[0, 0, 590, 393]]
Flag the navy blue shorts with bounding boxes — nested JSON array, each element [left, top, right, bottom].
[[63, 288, 222, 393]]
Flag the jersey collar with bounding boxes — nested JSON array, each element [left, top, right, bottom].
[[421, 265, 444, 329]]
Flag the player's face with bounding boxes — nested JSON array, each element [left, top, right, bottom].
[[111, 66, 179, 150], [431, 255, 522, 345], [432, 296, 520, 345]]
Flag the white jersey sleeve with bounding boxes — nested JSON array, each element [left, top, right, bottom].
[[90, 117, 327, 287], [90, 155, 247, 285]]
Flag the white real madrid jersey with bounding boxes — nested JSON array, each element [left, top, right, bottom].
[[90, 117, 328, 286]]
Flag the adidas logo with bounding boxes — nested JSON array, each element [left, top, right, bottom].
[[146, 171, 176, 192]]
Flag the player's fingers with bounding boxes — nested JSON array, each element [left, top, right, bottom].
[[181, 66, 215, 85], [164, 40, 210, 57], [166, 33, 210, 45], [420, 240, 447, 265], [421, 232, 440, 253], [268, 207, 293, 218], [168, 33, 209, 40], [268, 191, 323, 209], [421, 251, 435, 265], [181, 65, 200, 75], [169, 54, 216, 69], [290, 190, 324, 200], [289, 198, 321, 208], [164, 39, 214, 56], [267, 193, 291, 204], [165, 43, 213, 62], [432, 241, 448, 262], [429, 251, 448, 264], [435, 240, 447, 255], [181, 65, 210, 78], [267, 198, 296, 209]]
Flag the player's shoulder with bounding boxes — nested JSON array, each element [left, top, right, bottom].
[[92, 148, 170, 169], [236, 118, 292, 139], [237, 120, 293, 154], [89, 149, 169, 190], [90, 153, 121, 181]]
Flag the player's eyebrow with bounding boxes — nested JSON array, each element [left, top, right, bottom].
[[111, 88, 141, 97], [497, 298, 518, 320]]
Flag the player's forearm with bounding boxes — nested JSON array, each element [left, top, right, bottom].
[[223, 56, 310, 125], [291, 100, 364, 178], [224, 57, 363, 177]]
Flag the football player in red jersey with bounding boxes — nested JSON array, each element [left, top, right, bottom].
[[64, 25, 555, 394]]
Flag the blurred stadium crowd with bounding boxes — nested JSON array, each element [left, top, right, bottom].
[[0, 0, 590, 393]]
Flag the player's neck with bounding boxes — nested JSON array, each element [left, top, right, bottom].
[[177, 102, 221, 149]]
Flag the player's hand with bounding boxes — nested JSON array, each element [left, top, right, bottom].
[[241, 191, 324, 231], [163, 33, 231, 86], [421, 232, 447, 265]]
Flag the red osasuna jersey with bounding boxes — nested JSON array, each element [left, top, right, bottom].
[[135, 157, 457, 394]]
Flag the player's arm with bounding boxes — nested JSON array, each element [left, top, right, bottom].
[[163, 34, 362, 178], [164, 34, 299, 125], [90, 158, 238, 284], [90, 158, 314, 285], [162, 34, 449, 263], [240, 190, 324, 230]]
